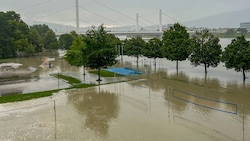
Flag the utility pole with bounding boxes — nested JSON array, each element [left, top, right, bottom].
[[76, 0, 79, 32], [136, 13, 139, 32], [159, 9, 162, 32]]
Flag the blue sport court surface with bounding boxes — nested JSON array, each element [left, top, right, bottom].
[[106, 68, 142, 76]]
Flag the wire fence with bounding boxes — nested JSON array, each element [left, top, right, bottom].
[[171, 87, 246, 141]]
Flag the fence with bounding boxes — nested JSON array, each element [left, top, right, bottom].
[[171, 88, 246, 141]]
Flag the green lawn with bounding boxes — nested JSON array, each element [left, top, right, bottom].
[[0, 75, 96, 104], [88, 69, 124, 77], [0, 90, 59, 103]]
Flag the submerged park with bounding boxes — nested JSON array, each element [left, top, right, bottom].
[[1, 11, 250, 140]]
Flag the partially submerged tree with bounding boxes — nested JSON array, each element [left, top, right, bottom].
[[189, 29, 222, 74], [65, 36, 87, 67], [142, 38, 163, 66], [84, 25, 118, 81], [124, 37, 145, 66], [44, 29, 59, 51], [162, 23, 191, 72], [221, 35, 250, 81], [59, 33, 74, 50]]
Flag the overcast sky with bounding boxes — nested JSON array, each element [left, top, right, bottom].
[[1, 0, 250, 27]]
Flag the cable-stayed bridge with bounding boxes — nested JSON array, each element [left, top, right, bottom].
[[16, 0, 195, 40]]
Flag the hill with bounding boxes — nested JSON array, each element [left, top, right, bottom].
[[183, 8, 250, 28]]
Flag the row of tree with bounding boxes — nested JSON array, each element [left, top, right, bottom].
[[1, 11, 249, 81], [63, 23, 250, 81], [0, 11, 59, 58]]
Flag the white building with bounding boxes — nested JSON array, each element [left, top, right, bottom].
[[240, 22, 250, 33]]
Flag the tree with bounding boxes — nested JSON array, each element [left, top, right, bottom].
[[162, 23, 191, 72], [225, 28, 236, 37], [142, 38, 163, 66], [59, 33, 74, 50], [28, 29, 43, 53], [65, 35, 87, 67], [44, 29, 59, 51], [0, 11, 30, 58], [189, 30, 222, 74], [237, 28, 248, 35], [84, 25, 118, 81], [30, 24, 50, 42], [221, 35, 250, 81], [124, 37, 145, 65]]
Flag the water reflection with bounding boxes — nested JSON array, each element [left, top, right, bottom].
[[68, 88, 119, 137]]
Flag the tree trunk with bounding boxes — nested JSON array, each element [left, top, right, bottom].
[[83, 66, 86, 75], [136, 56, 139, 68], [243, 69, 246, 81], [154, 58, 156, 71], [97, 68, 102, 82], [205, 63, 207, 74], [176, 60, 179, 74], [83, 66, 86, 81]]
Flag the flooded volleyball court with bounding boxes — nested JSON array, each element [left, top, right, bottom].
[[0, 38, 250, 140]]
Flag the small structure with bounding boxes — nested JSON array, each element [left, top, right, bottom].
[[0, 62, 37, 78]]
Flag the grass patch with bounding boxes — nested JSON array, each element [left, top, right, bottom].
[[55, 74, 81, 85], [89, 69, 124, 77], [0, 74, 96, 104], [0, 90, 59, 104], [69, 83, 96, 89]]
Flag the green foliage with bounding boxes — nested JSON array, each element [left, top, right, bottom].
[[30, 24, 50, 43], [124, 37, 145, 62], [162, 23, 191, 70], [65, 36, 87, 67], [142, 38, 163, 59], [28, 29, 43, 53], [0, 11, 30, 58], [84, 25, 118, 80], [59, 33, 74, 50], [0, 12, 53, 58], [64, 25, 118, 81], [190, 30, 222, 73], [44, 29, 59, 51], [221, 35, 250, 80]]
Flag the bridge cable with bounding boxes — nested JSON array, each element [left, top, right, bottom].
[[79, 6, 118, 25], [91, 0, 135, 22], [162, 11, 179, 23], [35, 6, 75, 21], [16, 0, 55, 12]]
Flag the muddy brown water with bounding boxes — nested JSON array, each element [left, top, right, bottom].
[[0, 38, 250, 140]]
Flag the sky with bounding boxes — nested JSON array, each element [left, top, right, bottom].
[[1, 0, 250, 28]]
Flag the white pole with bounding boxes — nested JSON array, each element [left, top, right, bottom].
[[136, 13, 139, 32], [159, 9, 162, 32], [76, 0, 79, 32]]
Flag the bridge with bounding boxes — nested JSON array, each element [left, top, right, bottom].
[[56, 30, 196, 41], [54, 0, 197, 40]]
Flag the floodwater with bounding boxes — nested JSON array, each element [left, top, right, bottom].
[[0, 38, 250, 140]]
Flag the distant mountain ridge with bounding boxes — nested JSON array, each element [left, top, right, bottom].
[[183, 8, 250, 28]]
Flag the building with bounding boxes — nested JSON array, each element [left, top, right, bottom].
[[240, 22, 250, 33]]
